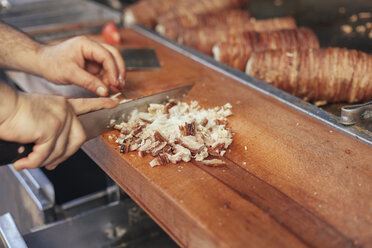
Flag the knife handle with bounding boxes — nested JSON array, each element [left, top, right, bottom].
[[0, 140, 33, 166]]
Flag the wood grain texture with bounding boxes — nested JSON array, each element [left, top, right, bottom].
[[82, 28, 372, 248]]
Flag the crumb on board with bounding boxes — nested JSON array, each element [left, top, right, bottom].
[[110, 92, 122, 100], [369, 30, 372, 39], [366, 22, 372, 29], [108, 134, 118, 140], [120, 99, 133, 104], [341, 24, 353, 34]]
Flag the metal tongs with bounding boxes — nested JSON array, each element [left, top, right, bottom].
[[340, 101, 372, 125]]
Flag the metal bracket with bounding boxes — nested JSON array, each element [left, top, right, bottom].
[[0, 213, 28, 248], [340, 101, 372, 125]]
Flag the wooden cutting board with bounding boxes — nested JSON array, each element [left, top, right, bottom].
[[83, 28, 372, 248]]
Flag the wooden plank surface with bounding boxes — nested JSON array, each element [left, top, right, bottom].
[[83, 28, 372, 248]]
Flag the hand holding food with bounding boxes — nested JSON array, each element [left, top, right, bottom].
[[0, 21, 126, 97], [37, 36, 126, 96]]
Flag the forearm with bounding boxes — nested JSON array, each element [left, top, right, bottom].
[[0, 21, 42, 75], [0, 82, 18, 125]]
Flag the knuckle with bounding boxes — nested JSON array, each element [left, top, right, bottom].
[[75, 35, 88, 42], [49, 117, 62, 132], [83, 77, 97, 89]]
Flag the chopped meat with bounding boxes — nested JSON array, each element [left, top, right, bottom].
[[207, 143, 225, 156], [164, 101, 177, 113], [168, 144, 192, 163], [179, 122, 196, 136], [138, 151, 146, 157], [201, 159, 226, 167], [201, 119, 208, 127], [120, 144, 130, 154], [154, 131, 167, 142], [140, 118, 153, 124], [115, 100, 233, 167], [195, 147, 209, 161], [215, 119, 227, 125], [150, 153, 170, 167], [175, 136, 204, 155], [151, 142, 167, 156]]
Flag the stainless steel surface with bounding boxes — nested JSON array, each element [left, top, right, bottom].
[[78, 84, 194, 140], [0, 213, 28, 248], [129, 24, 372, 147], [0, 0, 121, 41], [23, 200, 178, 248], [121, 48, 161, 70], [340, 101, 372, 125], [0, 166, 55, 235], [59, 189, 119, 218], [24, 202, 129, 248]]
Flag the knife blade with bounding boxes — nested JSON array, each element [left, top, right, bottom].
[[121, 48, 161, 70], [0, 84, 193, 166], [78, 84, 193, 140]]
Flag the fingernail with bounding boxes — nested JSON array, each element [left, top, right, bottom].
[[97, 86, 107, 96]]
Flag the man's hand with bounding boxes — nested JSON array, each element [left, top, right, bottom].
[[37, 36, 126, 96], [0, 89, 118, 171], [0, 22, 125, 96]]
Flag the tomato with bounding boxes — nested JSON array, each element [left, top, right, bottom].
[[102, 22, 121, 45]]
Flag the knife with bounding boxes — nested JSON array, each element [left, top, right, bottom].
[[0, 84, 193, 166], [121, 48, 161, 70]]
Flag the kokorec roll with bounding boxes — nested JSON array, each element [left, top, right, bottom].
[[246, 48, 372, 104], [213, 27, 319, 71], [124, 0, 247, 28], [178, 16, 297, 54], [156, 9, 251, 39]]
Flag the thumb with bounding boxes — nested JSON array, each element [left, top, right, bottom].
[[71, 67, 108, 96], [68, 98, 119, 115]]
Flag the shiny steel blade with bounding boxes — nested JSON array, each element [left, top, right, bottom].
[[78, 84, 194, 140]]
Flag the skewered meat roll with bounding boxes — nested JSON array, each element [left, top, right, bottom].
[[213, 27, 319, 70], [123, 0, 179, 28], [124, 0, 247, 28], [158, 0, 248, 21], [156, 10, 251, 39], [178, 16, 297, 54], [246, 48, 372, 104]]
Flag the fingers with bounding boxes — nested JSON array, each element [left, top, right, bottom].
[[101, 43, 126, 89], [68, 97, 119, 115], [41, 106, 73, 166], [13, 138, 57, 170], [45, 115, 86, 170], [80, 38, 120, 90], [71, 68, 108, 96]]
